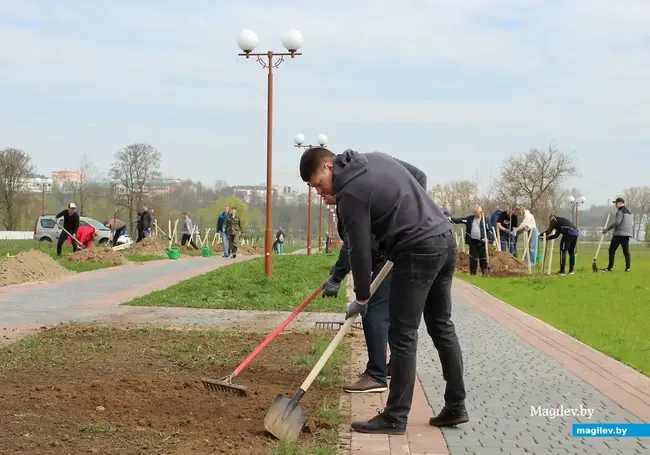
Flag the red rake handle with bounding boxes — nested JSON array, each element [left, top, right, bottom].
[[231, 284, 324, 376]]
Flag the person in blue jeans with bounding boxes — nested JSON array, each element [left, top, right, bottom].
[[216, 205, 230, 257], [300, 147, 467, 435], [495, 207, 518, 256]]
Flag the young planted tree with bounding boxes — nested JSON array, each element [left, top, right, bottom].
[[0, 148, 35, 230], [109, 143, 162, 231]]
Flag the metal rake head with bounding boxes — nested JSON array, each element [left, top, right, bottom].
[[314, 320, 362, 330], [201, 376, 248, 397]]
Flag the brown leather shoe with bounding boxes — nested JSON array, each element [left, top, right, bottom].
[[344, 373, 387, 393]]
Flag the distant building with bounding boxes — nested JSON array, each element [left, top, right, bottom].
[[21, 175, 53, 193], [232, 185, 267, 203], [52, 170, 85, 183]]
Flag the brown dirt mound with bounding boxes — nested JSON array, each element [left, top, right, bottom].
[[237, 245, 265, 255], [125, 238, 167, 257], [0, 250, 73, 286], [67, 247, 130, 266], [211, 243, 224, 253], [456, 249, 529, 277]]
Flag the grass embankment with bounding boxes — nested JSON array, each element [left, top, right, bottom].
[[460, 242, 650, 376], [126, 254, 349, 312]]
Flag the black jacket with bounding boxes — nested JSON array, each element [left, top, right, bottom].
[[542, 216, 578, 240], [55, 210, 80, 233], [331, 150, 443, 300]]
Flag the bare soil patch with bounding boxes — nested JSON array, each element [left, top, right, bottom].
[[0, 324, 341, 455], [237, 245, 264, 255], [125, 238, 167, 257], [456, 247, 530, 277], [67, 248, 130, 266], [0, 250, 73, 287]]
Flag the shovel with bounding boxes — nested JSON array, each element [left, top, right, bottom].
[[592, 213, 611, 272], [55, 221, 84, 249], [264, 260, 393, 443], [201, 284, 324, 396]]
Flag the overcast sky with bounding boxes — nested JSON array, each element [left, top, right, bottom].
[[1, 0, 648, 207]]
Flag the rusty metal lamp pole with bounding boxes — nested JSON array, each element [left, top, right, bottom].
[[293, 133, 328, 256], [237, 29, 304, 278], [35, 178, 53, 216], [567, 195, 586, 254]]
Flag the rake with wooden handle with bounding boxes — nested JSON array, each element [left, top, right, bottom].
[[592, 213, 611, 272]]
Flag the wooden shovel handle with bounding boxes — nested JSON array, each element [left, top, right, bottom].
[[298, 260, 394, 393], [594, 213, 611, 260]]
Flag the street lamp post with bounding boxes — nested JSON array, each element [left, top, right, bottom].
[[237, 29, 304, 278], [294, 133, 328, 255], [34, 178, 53, 216], [568, 195, 586, 252]]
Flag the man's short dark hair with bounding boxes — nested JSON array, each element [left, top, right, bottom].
[[299, 147, 335, 182]]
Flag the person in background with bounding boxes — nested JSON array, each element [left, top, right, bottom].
[[217, 205, 230, 257], [142, 205, 153, 238], [496, 206, 518, 256], [325, 232, 332, 254], [489, 207, 503, 246], [181, 212, 199, 250], [55, 202, 80, 256], [225, 207, 242, 258], [275, 227, 285, 254], [512, 206, 538, 264], [136, 209, 145, 243], [71, 225, 99, 249], [540, 215, 580, 275], [104, 217, 126, 247], [450, 206, 493, 275], [602, 197, 633, 272]]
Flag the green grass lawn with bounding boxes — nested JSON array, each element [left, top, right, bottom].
[[460, 242, 650, 376], [126, 254, 349, 312], [0, 239, 166, 273]]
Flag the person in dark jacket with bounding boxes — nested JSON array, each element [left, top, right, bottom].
[[603, 197, 633, 272], [450, 206, 494, 275], [540, 215, 580, 275], [300, 147, 467, 435], [321, 156, 428, 395], [216, 205, 230, 257], [136, 210, 145, 243], [141, 205, 153, 238], [55, 202, 80, 256]]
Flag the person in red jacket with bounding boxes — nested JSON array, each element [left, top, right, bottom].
[[68, 226, 98, 249]]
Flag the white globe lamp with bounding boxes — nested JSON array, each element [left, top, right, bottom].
[[294, 133, 305, 146], [237, 30, 259, 53], [316, 134, 328, 146], [282, 29, 304, 53]]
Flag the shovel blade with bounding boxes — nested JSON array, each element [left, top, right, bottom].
[[264, 394, 308, 443]]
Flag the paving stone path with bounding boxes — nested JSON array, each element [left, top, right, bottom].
[[417, 281, 648, 455]]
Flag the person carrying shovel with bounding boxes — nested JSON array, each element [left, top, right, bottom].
[[55, 202, 80, 256], [300, 147, 467, 435]]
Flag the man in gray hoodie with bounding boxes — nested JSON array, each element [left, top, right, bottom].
[[602, 197, 633, 272], [300, 147, 467, 435]]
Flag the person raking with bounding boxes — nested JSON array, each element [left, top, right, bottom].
[[540, 215, 580, 275]]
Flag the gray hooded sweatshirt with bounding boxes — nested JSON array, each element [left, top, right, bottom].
[[605, 206, 633, 237], [333, 150, 450, 301]]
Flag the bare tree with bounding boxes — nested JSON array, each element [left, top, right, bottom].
[[429, 180, 478, 215], [0, 148, 35, 230], [109, 143, 162, 230], [495, 144, 578, 216], [62, 154, 97, 216]]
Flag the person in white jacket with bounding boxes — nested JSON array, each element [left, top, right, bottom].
[[513, 207, 538, 265]]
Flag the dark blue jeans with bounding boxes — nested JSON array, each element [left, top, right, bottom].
[[384, 231, 466, 425], [362, 267, 392, 386]]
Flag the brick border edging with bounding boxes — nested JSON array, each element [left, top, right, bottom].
[[454, 278, 650, 422]]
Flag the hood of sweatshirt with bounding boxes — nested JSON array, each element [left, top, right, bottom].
[[332, 150, 368, 195]]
